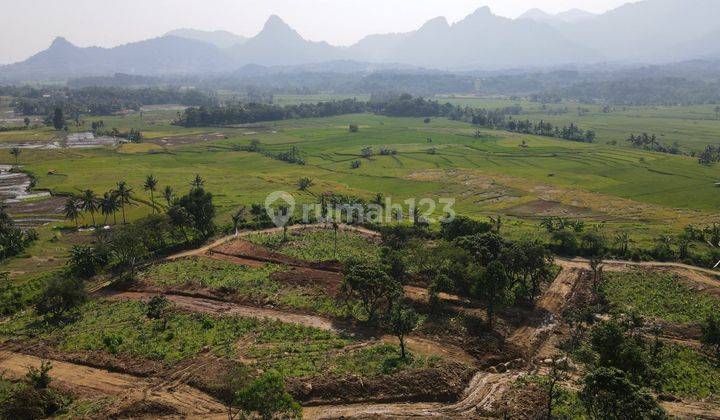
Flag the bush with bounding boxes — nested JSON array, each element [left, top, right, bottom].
[[235, 371, 301, 419], [34, 275, 87, 319]]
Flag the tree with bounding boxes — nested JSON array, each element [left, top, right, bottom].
[[614, 232, 630, 256], [297, 177, 312, 191], [52, 107, 65, 130], [114, 181, 133, 224], [231, 206, 247, 236], [100, 191, 119, 225], [349, 124, 359, 133], [546, 355, 570, 420], [234, 371, 302, 420], [144, 174, 158, 214], [589, 254, 604, 289], [389, 304, 419, 359], [107, 223, 149, 278], [163, 185, 175, 207], [35, 275, 87, 319], [68, 244, 103, 278], [341, 259, 402, 322], [10, 147, 20, 167], [23, 117, 30, 128], [472, 260, 509, 329], [64, 196, 81, 228], [191, 174, 204, 189], [701, 314, 720, 362], [580, 367, 665, 420], [80, 189, 99, 226], [146, 295, 171, 319], [176, 187, 216, 238]]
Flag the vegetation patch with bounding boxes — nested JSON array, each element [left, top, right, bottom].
[[602, 270, 719, 323], [247, 229, 379, 263]]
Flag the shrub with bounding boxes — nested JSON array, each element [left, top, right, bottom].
[[235, 371, 301, 420], [34, 275, 87, 319]]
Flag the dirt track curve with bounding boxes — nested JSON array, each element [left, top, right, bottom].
[[0, 351, 226, 417]]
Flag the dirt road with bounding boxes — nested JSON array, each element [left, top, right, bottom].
[[104, 290, 341, 332], [0, 351, 225, 416]]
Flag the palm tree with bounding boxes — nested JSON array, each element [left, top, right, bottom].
[[231, 206, 246, 236], [614, 232, 630, 255], [115, 181, 133, 224], [190, 174, 204, 189], [163, 185, 175, 207], [80, 189, 99, 226], [9, 148, 20, 168], [143, 175, 158, 214], [100, 191, 119, 225], [64, 196, 81, 228]]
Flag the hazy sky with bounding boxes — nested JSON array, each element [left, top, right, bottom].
[[1, 0, 633, 65]]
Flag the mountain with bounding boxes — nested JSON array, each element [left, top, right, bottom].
[[0, 36, 231, 81], [519, 8, 596, 24], [228, 15, 342, 66], [350, 6, 599, 69], [4, 0, 720, 80], [556, 0, 720, 62], [165, 28, 247, 48]]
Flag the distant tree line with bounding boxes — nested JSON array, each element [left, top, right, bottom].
[[550, 77, 720, 106], [2, 86, 215, 116], [175, 99, 367, 127], [626, 133, 680, 155]]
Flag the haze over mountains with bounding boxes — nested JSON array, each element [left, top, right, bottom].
[[2, 0, 720, 81]]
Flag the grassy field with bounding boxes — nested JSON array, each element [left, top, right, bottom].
[[3, 110, 720, 249], [437, 96, 720, 152], [247, 230, 381, 262], [0, 299, 430, 377], [140, 257, 348, 316], [601, 270, 719, 323]]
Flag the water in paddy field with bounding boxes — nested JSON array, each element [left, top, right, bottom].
[[0, 132, 122, 150], [0, 165, 50, 203]]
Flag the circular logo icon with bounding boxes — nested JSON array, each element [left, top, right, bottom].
[[264, 191, 295, 227]]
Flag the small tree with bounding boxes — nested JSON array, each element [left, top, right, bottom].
[[52, 107, 65, 130], [341, 259, 402, 322], [26, 360, 53, 389], [191, 174, 205, 189], [701, 313, 720, 362], [68, 244, 102, 278], [297, 177, 313, 191], [471, 261, 509, 329], [389, 304, 419, 359], [10, 147, 20, 167], [231, 206, 247, 236], [163, 185, 175, 207], [23, 117, 31, 128], [349, 124, 359, 133], [35, 275, 87, 319], [146, 295, 171, 319], [63, 196, 81, 228], [589, 254, 604, 288], [546, 355, 570, 419], [580, 367, 665, 420], [144, 174, 159, 214], [80, 189, 99, 226], [235, 371, 302, 420]]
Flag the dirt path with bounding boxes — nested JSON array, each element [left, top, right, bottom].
[[103, 291, 341, 332], [0, 351, 225, 416]]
